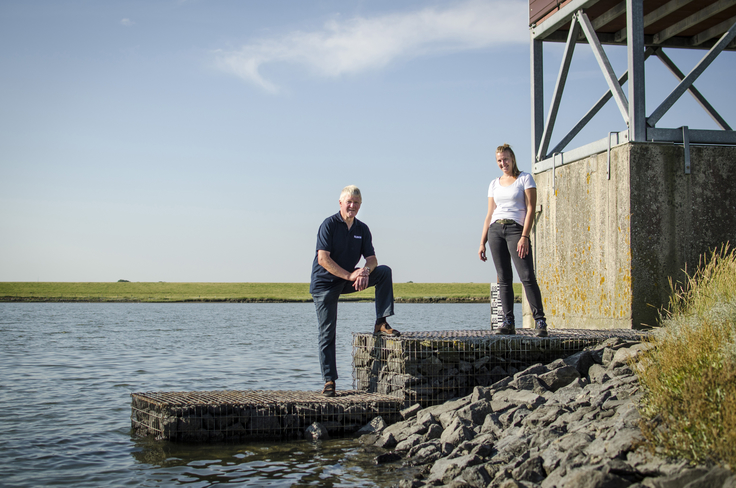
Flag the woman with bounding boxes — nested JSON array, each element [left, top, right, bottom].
[[478, 144, 548, 337]]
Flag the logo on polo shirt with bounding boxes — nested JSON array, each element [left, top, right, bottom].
[[354, 235, 362, 239]]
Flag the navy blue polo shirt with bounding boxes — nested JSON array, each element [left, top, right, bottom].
[[310, 212, 375, 294]]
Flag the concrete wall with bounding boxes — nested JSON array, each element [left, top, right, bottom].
[[525, 142, 736, 330]]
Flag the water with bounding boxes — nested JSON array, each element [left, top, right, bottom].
[[0, 302, 520, 487]]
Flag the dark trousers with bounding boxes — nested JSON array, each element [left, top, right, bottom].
[[312, 265, 394, 382], [488, 222, 545, 322]]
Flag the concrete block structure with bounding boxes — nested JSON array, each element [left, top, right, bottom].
[[529, 143, 736, 329]]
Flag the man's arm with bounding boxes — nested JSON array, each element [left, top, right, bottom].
[[317, 251, 376, 291]]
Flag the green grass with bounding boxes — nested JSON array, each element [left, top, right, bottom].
[[636, 244, 736, 467], [0, 282, 522, 303]]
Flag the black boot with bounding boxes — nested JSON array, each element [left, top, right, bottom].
[[494, 318, 516, 335]]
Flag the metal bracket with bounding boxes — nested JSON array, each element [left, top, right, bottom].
[[682, 126, 691, 174], [606, 131, 614, 180], [552, 152, 562, 190]]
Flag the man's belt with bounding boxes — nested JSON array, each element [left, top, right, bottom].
[[496, 219, 517, 225]]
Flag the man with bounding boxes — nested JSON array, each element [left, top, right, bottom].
[[310, 185, 399, 397]]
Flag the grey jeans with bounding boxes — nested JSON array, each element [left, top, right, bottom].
[[488, 222, 545, 322]]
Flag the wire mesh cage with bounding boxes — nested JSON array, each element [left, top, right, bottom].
[[352, 329, 647, 408], [131, 390, 403, 441]]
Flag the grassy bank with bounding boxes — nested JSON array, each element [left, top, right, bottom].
[[637, 244, 736, 467], [0, 282, 522, 303]]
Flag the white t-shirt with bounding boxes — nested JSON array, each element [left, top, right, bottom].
[[488, 172, 536, 226]]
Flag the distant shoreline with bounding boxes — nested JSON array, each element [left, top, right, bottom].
[[0, 296, 522, 304], [0, 282, 522, 304]]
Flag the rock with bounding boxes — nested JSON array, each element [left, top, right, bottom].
[[305, 422, 329, 440], [355, 416, 386, 436], [375, 431, 397, 449], [522, 404, 566, 429], [456, 399, 494, 425], [513, 374, 550, 394], [457, 463, 493, 487], [563, 349, 597, 376], [422, 396, 471, 420], [421, 355, 443, 375], [490, 375, 514, 391], [480, 412, 504, 438], [637, 467, 709, 487], [401, 403, 422, 420], [428, 454, 482, 484], [515, 363, 550, 378], [587, 427, 644, 462], [558, 466, 631, 488], [589, 363, 612, 384], [407, 443, 442, 466], [440, 417, 476, 446], [539, 365, 581, 391], [425, 423, 443, 439], [609, 342, 653, 369], [395, 433, 424, 452], [471, 386, 492, 403], [512, 455, 546, 483], [492, 389, 546, 410], [549, 377, 587, 404]]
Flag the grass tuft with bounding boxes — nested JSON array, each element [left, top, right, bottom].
[[637, 243, 736, 467]]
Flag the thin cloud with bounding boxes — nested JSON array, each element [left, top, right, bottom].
[[120, 18, 135, 27], [215, 0, 527, 93]]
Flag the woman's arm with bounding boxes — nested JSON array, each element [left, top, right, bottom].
[[517, 187, 537, 259], [478, 197, 496, 262]]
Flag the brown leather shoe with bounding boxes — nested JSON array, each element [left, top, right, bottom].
[[321, 381, 335, 397], [374, 321, 400, 337]]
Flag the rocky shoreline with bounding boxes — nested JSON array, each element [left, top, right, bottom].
[[348, 337, 734, 488]]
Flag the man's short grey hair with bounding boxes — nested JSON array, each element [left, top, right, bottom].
[[339, 185, 362, 202]]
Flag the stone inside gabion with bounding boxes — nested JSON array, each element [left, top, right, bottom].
[[351, 329, 647, 408]]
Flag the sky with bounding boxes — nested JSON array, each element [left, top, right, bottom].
[[1, 0, 734, 283]]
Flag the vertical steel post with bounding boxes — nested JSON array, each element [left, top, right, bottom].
[[627, 0, 646, 141], [531, 36, 544, 167]]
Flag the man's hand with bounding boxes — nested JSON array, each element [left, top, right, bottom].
[[350, 266, 371, 291]]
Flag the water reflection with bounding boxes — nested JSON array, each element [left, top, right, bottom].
[[130, 434, 421, 487]]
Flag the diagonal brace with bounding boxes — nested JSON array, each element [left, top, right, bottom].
[[654, 48, 731, 130], [648, 21, 736, 127], [577, 11, 630, 124]]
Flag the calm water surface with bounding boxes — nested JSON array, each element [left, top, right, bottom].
[[0, 302, 519, 487]]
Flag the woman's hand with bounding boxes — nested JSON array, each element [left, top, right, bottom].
[[517, 236, 529, 259], [478, 245, 487, 262]]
